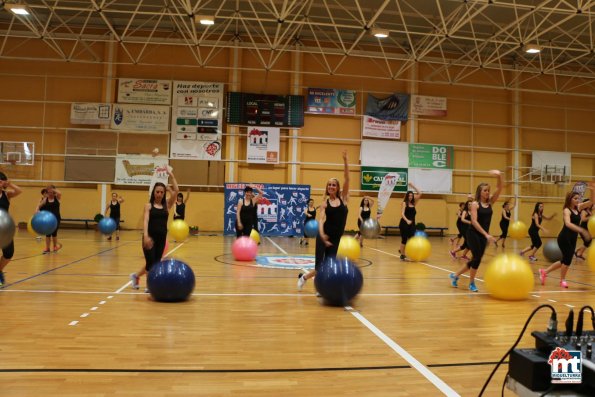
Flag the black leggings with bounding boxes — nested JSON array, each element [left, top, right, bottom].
[[399, 220, 415, 245], [1, 240, 14, 260], [142, 233, 167, 272], [315, 234, 340, 270], [236, 221, 253, 238], [528, 229, 542, 249], [466, 229, 487, 270], [45, 221, 60, 238]]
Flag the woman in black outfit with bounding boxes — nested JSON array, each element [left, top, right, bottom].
[[130, 169, 179, 290], [235, 185, 265, 238], [38, 184, 62, 254], [494, 198, 515, 248], [575, 199, 593, 260], [539, 187, 593, 288], [298, 150, 349, 291], [300, 198, 317, 246], [174, 190, 190, 220], [450, 199, 472, 260], [0, 172, 22, 287], [399, 183, 421, 260], [354, 196, 374, 247], [450, 170, 503, 292], [520, 202, 555, 261], [104, 192, 124, 241]]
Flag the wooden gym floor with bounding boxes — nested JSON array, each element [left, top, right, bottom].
[[1, 229, 594, 396]]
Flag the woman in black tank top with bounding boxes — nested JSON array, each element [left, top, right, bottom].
[[520, 202, 555, 261], [235, 185, 266, 238], [450, 199, 472, 260], [129, 169, 179, 291], [494, 198, 515, 248], [354, 196, 374, 247], [575, 200, 593, 260], [298, 151, 349, 291], [450, 170, 503, 293], [300, 198, 318, 246], [399, 182, 421, 260], [174, 190, 190, 221], [104, 192, 124, 241], [38, 184, 62, 254], [0, 172, 23, 287], [539, 188, 593, 289]]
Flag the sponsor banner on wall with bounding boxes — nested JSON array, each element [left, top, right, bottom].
[[408, 143, 454, 169], [365, 93, 410, 121], [224, 183, 311, 236], [247, 127, 280, 164], [111, 104, 170, 131], [170, 81, 224, 160], [306, 88, 356, 115], [411, 95, 447, 116], [117, 79, 172, 105], [361, 167, 408, 192], [70, 103, 111, 125], [362, 115, 401, 139], [114, 155, 169, 185]]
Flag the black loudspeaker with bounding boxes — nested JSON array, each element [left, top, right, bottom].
[[509, 348, 551, 391]]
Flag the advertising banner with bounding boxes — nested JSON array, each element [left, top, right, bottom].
[[365, 93, 410, 121], [408, 143, 454, 169], [362, 115, 401, 139], [306, 88, 356, 115], [111, 104, 170, 131], [224, 183, 311, 236], [114, 155, 170, 185], [247, 127, 280, 164], [117, 78, 172, 105], [411, 95, 447, 116], [70, 103, 111, 125], [361, 167, 408, 192]]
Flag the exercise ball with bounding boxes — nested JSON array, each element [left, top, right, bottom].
[[314, 256, 364, 306], [361, 218, 380, 239], [484, 254, 534, 300], [337, 236, 361, 261], [587, 247, 595, 272], [588, 216, 595, 236], [508, 221, 528, 240], [304, 220, 319, 237], [147, 258, 195, 302], [98, 217, 117, 235], [414, 230, 428, 238], [27, 217, 37, 237], [31, 211, 58, 235], [232, 236, 258, 261], [169, 219, 189, 241], [543, 240, 563, 262], [250, 229, 260, 244], [0, 209, 16, 249], [405, 236, 431, 262]]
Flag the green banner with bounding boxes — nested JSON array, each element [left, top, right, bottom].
[[361, 167, 408, 192], [409, 143, 454, 169]]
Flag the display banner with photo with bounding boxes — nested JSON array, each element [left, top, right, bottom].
[[361, 167, 408, 192], [111, 104, 170, 131], [117, 79, 172, 105], [114, 155, 170, 185], [170, 81, 224, 160], [224, 183, 311, 236], [306, 88, 356, 115], [247, 127, 280, 164], [70, 103, 111, 125], [362, 115, 401, 139], [365, 93, 410, 121], [411, 95, 447, 116], [409, 143, 454, 169], [360, 140, 409, 168], [408, 168, 452, 194], [226, 92, 304, 127]]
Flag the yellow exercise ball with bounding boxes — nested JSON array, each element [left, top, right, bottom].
[[587, 247, 595, 273], [337, 236, 361, 261], [588, 216, 595, 237], [405, 236, 431, 262], [27, 217, 38, 237], [484, 253, 534, 301], [250, 229, 260, 244], [508, 221, 528, 240], [169, 219, 189, 241]]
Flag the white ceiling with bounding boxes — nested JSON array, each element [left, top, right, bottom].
[[1, 0, 595, 95]]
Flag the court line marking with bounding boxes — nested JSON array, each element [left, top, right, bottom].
[[265, 237, 311, 272], [347, 306, 460, 397]]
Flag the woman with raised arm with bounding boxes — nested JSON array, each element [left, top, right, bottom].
[[450, 170, 503, 292], [104, 192, 124, 241], [298, 150, 349, 291], [173, 189, 190, 221], [520, 202, 555, 261], [38, 184, 62, 254], [130, 169, 179, 291], [494, 198, 515, 248], [235, 185, 266, 238], [398, 182, 421, 260], [0, 172, 23, 287]]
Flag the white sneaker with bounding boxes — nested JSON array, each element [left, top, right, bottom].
[[130, 273, 139, 290], [297, 274, 307, 290]]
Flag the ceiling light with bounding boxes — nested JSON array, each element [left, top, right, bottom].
[[524, 44, 541, 54], [195, 15, 215, 25], [371, 28, 389, 39], [5, 3, 30, 15]]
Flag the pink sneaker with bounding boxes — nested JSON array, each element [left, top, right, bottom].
[[539, 269, 547, 285], [461, 255, 470, 260], [560, 280, 568, 288], [449, 250, 457, 259]]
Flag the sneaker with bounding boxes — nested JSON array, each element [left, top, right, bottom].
[[519, 250, 525, 257], [400, 254, 406, 261], [107, 236, 112, 241], [315, 292, 322, 297], [0, 271, 4, 287], [539, 269, 547, 285], [449, 250, 457, 259], [529, 256, 537, 262], [297, 273, 307, 290], [469, 282, 478, 292], [461, 255, 470, 260], [144, 287, 150, 293], [560, 280, 568, 288], [305, 241, 309, 246], [43, 249, 51, 254], [130, 273, 140, 290], [116, 236, 120, 241], [53, 243, 63, 253], [449, 273, 459, 288]]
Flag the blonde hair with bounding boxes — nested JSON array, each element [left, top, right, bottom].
[[323, 178, 341, 200]]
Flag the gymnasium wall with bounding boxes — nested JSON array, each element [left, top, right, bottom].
[[0, 39, 593, 235]]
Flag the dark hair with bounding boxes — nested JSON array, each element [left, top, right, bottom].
[[150, 182, 167, 207], [474, 183, 489, 202], [403, 191, 415, 205], [177, 192, 183, 198], [532, 202, 543, 215], [502, 200, 509, 208], [41, 188, 47, 195], [564, 192, 578, 210], [360, 197, 372, 208], [244, 186, 253, 193], [0, 172, 6, 181]]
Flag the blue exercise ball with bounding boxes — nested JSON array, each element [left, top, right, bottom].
[[98, 217, 117, 235], [414, 230, 428, 238], [314, 256, 364, 306], [147, 259, 196, 302], [31, 211, 58, 235], [304, 220, 319, 237]]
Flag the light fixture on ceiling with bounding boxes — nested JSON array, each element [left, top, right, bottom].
[[195, 15, 215, 25], [370, 27, 389, 39], [524, 44, 541, 54], [4, 3, 31, 15]]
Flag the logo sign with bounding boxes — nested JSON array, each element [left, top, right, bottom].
[[255, 254, 315, 270], [306, 88, 356, 115], [361, 167, 408, 192], [548, 347, 582, 384], [409, 143, 454, 169]]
